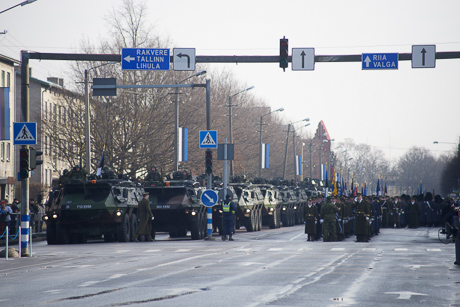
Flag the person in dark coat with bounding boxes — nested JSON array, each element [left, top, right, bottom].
[[134, 192, 154, 242], [407, 196, 421, 228], [320, 197, 339, 242], [221, 195, 237, 241], [303, 198, 317, 241], [354, 193, 372, 242]]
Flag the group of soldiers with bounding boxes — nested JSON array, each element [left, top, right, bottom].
[[303, 193, 459, 243]]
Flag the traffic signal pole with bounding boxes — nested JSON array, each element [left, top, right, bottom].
[[20, 51, 30, 257]]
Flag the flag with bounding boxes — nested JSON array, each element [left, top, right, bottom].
[[384, 177, 388, 196], [332, 173, 338, 196], [96, 151, 105, 176], [420, 181, 423, 195], [324, 170, 328, 201], [376, 178, 381, 196], [340, 175, 344, 196], [179, 127, 188, 162], [0, 87, 10, 140], [261, 143, 269, 169], [351, 177, 354, 197], [296, 155, 302, 175], [364, 182, 367, 196]]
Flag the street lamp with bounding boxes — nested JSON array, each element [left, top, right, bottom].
[[174, 70, 207, 171], [258, 107, 284, 177], [0, 0, 37, 14], [228, 86, 254, 177], [282, 118, 309, 179]]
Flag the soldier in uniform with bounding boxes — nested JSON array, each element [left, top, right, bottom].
[[354, 193, 372, 242], [145, 165, 162, 182], [303, 198, 317, 241], [406, 196, 421, 228], [320, 196, 339, 242], [58, 169, 70, 185], [134, 192, 154, 242], [69, 165, 87, 181]]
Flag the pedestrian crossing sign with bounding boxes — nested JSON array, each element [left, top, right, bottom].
[[199, 130, 217, 148], [13, 122, 37, 145]]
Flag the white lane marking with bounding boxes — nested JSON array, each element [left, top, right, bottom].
[[427, 248, 441, 252], [362, 248, 376, 251], [144, 249, 161, 252], [108, 274, 127, 279], [385, 291, 427, 300], [175, 249, 191, 252], [394, 248, 408, 251], [79, 281, 102, 287], [331, 248, 345, 251]]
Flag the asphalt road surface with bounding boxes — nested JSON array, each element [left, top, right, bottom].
[[1, 226, 459, 307]]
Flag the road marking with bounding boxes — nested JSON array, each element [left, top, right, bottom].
[[43, 290, 63, 294], [64, 265, 93, 268], [427, 248, 441, 252], [385, 291, 427, 300], [175, 249, 191, 252], [108, 274, 127, 279], [235, 248, 252, 252], [240, 262, 265, 266], [330, 248, 345, 251], [362, 248, 376, 251], [144, 249, 161, 252], [394, 248, 408, 251], [79, 281, 102, 287], [293, 277, 306, 284]]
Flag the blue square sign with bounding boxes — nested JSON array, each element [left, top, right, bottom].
[[13, 122, 37, 145], [199, 130, 217, 149]]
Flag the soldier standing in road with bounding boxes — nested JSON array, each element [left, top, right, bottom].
[[303, 198, 317, 241], [407, 196, 421, 228], [354, 193, 372, 242], [320, 197, 339, 242], [221, 194, 237, 241], [134, 192, 154, 242]]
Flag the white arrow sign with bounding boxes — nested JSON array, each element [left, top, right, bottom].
[[124, 55, 135, 63], [364, 56, 371, 68], [204, 193, 215, 204]]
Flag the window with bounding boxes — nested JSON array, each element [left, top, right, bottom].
[[44, 136, 48, 155], [6, 72, 10, 88], [1, 71, 4, 87], [6, 143, 10, 161], [0, 142, 4, 161]]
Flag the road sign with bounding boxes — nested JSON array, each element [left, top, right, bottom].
[[173, 48, 196, 71], [199, 130, 217, 149], [13, 122, 36, 145], [93, 78, 117, 96], [362, 53, 398, 70], [121, 48, 170, 71], [201, 189, 218, 207], [292, 48, 315, 70], [412, 45, 436, 68]]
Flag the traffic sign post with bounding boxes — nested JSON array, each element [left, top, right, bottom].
[[201, 190, 218, 207], [412, 45, 436, 68], [13, 122, 37, 145], [173, 48, 196, 71], [362, 53, 399, 70], [292, 48, 315, 71], [121, 48, 170, 71]]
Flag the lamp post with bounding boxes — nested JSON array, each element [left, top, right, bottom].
[[258, 107, 284, 177], [174, 70, 206, 172], [0, 0, 37, 14], [228, 86, 254, 177], [282, 118, 309, 180]]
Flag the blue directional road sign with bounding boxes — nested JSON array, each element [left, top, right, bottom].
[[13, 122, 37, 145], [122, 48, 170, 71], [201, 189, 218, 207], [199, 130, 217, 149], [362, 53, 398, 70]]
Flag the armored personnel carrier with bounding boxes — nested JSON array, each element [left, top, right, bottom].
[[254, 184, 282, 229], [43, 178, 143, 244], [229, 182, 264, 232], [143, 174, 207, 240], [278, 186, 298, 227]]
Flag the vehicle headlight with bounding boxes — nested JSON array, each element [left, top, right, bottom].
[[43, 215, 49, 221], [245, 209, 251, 213], [191, 211, 196, 216], [282, 207, 287, 211], [269, 208, 274, 212], [52, 214, 58, 219], [116, 211, 122, 217]]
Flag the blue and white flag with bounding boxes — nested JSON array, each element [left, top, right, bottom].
[[179, 127, 188, 162], [295, 155, 302, 175], [261, 143, 269, 169], [0, 88, 10, 140], [376, 178, 381, 196]]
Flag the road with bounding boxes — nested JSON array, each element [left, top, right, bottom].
[[0, 226, 459, 307]]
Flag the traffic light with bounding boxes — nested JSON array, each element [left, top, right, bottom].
[[30, 147, 43, 170], [19, 148, 30, 179], [279, 37, 289, 71], [205, 150, 212, 174]]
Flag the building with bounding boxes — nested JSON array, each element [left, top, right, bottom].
[[0, 55, 20, 202]]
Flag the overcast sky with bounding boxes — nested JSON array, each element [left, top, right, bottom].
[[2, 0, 459, 163]]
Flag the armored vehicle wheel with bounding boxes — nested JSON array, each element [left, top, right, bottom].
[[104, 233, 115, 242], [117, 214, 130, 242], [46, 221, 57, 245], [268, 214, 276, 229], [190, 219, 200, 240], [75, 233, 88, 244], [56, 223, 70, 244], [258, 209, 263, 231], [281, 212, 288, 227], [129, 213, 138, 242], [245, 211, 255, 232]]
